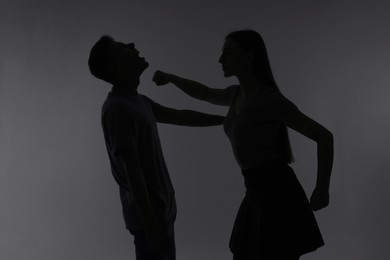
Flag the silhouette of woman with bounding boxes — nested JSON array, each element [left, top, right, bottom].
[[153, 29, 334, 260]]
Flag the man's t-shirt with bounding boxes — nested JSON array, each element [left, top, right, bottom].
[[101, 91, 177, 231]]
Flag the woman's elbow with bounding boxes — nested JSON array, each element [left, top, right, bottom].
[[319, 129, 334, 146]]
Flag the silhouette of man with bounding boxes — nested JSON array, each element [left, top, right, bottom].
[[88, 36, 223, 260]]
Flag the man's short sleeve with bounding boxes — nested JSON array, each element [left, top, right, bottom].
[[141, 96, 163, 116], [141, 96, 172, 123], [104, 104, 137, 155]]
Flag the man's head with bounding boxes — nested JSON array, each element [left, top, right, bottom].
[[88, 35, 149, 86]]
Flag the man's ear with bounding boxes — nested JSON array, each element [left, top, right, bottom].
[[108, 63, 120, 76]]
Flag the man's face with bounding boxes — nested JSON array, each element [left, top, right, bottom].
[[109, 41, 149, 78]]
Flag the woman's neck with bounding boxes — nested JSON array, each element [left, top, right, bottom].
[[237, 72, 266, 98]]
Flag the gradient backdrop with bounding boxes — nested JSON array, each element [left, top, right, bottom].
[[1, 1, 390, 259]]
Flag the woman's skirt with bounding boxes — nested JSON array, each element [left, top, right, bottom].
[[229, 162, 325, 258]]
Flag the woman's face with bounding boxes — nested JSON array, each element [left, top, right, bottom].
[[218, 38, 252, 77]]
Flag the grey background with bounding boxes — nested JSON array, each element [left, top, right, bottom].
[[1, 0, 390, 259]]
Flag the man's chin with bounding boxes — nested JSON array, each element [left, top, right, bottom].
[[223, 71, 232, 77], [139, 62, 149, 73]]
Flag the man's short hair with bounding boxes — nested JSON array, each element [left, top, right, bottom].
[[88, 35, 115, 84]]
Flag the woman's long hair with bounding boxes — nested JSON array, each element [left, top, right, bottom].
[[226, 30, 294, 163]]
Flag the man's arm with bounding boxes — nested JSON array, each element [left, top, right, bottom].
[[117, 150, 170, 254]]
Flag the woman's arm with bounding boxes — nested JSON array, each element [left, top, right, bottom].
[[284, 109, 334, 211], [155, 107, 225, 126], [144, 96, 224, 126], [153, 70, 233, 106]]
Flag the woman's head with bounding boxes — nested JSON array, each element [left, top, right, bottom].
[[220, 30, 278, 89]]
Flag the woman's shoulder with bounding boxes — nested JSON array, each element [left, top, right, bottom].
[[255, 87, 298, 119], [262, 88, 294, 105], [226, 84, 240, 93], [262, 86, 282, 99], [249, 86, 279, 106]]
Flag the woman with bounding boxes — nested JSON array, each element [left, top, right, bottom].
[[153, 30, 333, 259]]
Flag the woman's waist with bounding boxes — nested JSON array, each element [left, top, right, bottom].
[[241, 159, 289, 175], [233, 148, 287, 169], [241, 161, 295, 190]]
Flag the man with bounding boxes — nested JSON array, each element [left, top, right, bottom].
[[88, 35, 224, 260]]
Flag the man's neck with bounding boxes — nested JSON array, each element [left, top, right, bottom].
[[112, 80, 139, 96]]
